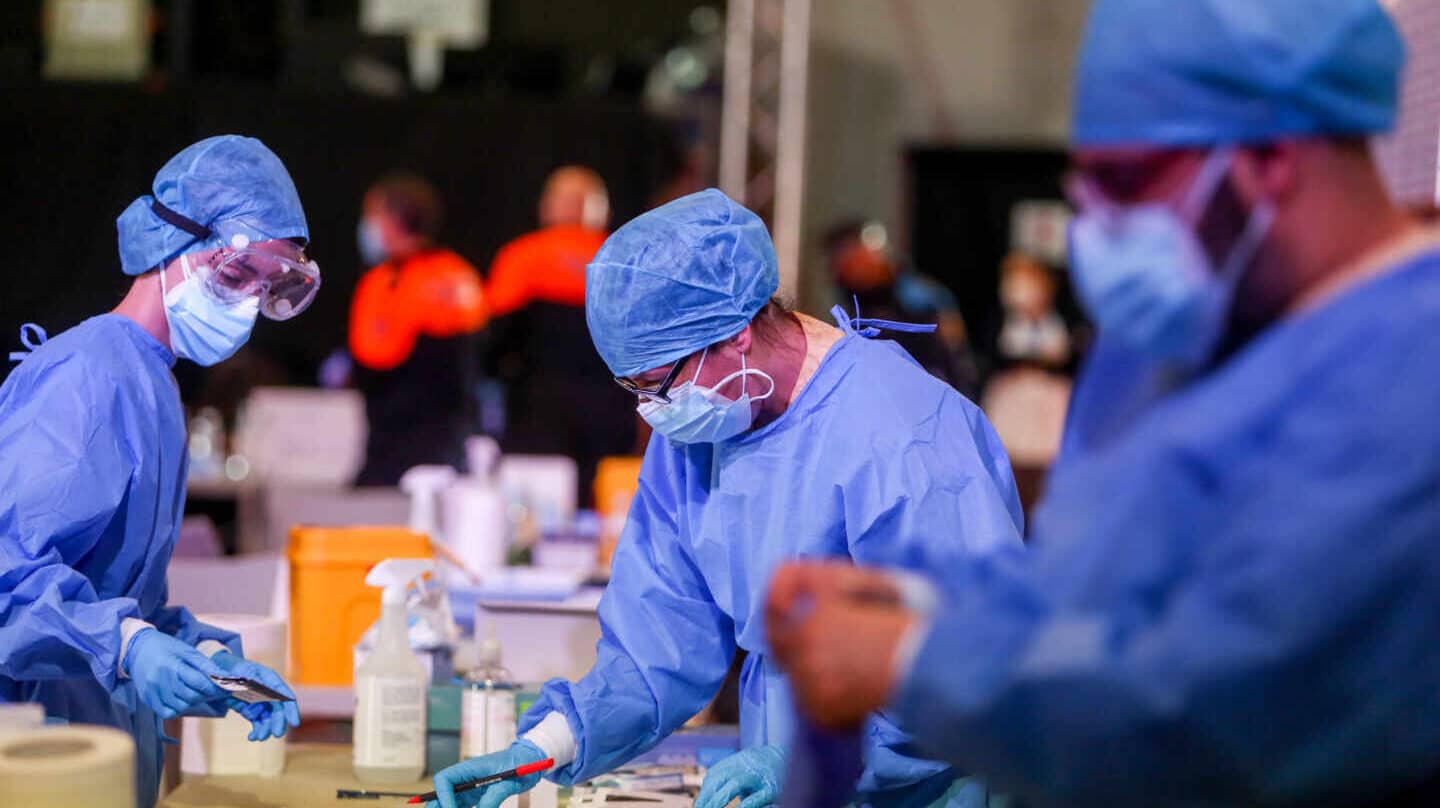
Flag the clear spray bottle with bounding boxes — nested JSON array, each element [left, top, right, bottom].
[[354, 558, 432, 783]]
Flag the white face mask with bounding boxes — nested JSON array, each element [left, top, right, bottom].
[[357, 217, 389, 266], [637, 347, 776, 444], [160, 253, 260, 366]]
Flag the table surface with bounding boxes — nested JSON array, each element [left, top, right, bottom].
[[161, 743, 431, 808]]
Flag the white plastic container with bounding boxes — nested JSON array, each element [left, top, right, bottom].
[[181, 614, 287, 777], [444, 437, 509, 575], [354, 559, 432, 784], [401, 466, 458, 541]]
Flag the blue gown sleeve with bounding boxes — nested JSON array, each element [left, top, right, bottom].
[[893, 353, 1440, 806], [520, 439, 737, 784], [0, 359, 145, 688]]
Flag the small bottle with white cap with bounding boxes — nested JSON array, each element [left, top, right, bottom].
[[461, 623, 519, 783]]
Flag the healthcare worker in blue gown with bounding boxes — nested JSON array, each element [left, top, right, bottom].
[[768, 1, 1440, 806], [0, 136, 318, 808], [428, 189, 1025, 807]]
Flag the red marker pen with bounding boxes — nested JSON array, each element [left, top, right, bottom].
[[407, 758, 555, 805]]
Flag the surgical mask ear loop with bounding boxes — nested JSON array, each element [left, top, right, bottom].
[[741, 351, 777, 403], [712, 352, 776, 403], [1177, 148, 1235, 225], [159, 254, 191, 303], [163, 253, 201, 299], [1216, 199, 1276, 284], [690, 346, 710, 386], [1183, 148, 1275, 285]]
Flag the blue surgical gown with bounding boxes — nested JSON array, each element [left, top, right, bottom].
[[895, 247, 1440, 806], [0, 314, 237, 808], [522, 332, 1025, 805]]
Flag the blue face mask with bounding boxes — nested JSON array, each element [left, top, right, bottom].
[[160, 253, 260, 366], [1069, 149, 1275, 367], [638, 347, 776, 444], [357, 217, 389, 266]]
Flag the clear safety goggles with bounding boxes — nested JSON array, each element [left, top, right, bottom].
[[149, 199, 320, 320], [202, 246, 321, 321]]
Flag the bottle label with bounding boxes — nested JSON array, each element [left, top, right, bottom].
[[461, 688, 517, 759], [355, 676, 426, 768]]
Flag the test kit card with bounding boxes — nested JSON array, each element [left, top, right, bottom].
[[211, 675, 294, 704]]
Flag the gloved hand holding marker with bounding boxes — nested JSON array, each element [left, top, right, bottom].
[[418, 754, 555, 807]]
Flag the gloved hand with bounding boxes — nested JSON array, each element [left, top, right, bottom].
[[123, 628, 227, 719], [211, 650, 302, 741], [427, 739, 546, 808], [696, 745, 786, 808]]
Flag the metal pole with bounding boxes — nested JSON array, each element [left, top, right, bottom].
[[773, 0, 811, 299], [720, 0, 755, 202]]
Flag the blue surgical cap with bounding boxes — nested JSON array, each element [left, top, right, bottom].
[[586, 188, 779, 378], [116, 135, 309, 275], [1072, 0, 1404, 147]]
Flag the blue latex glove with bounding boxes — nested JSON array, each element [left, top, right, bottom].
[[695, 745, 786, 808], [427, 739, 546, 808], [211, 650, 302, 741], [123, 628, 227, 719]]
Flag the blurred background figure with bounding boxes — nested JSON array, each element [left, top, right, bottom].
[[982, 252, 1073, 515], [484, 165, 638, 506], [821, 219, 980, 397], [350, 173, 486, 486], [994, 253, 1070, 369]]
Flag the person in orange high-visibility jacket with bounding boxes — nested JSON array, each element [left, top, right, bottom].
[[350, 174, 486, 485], [482, 166, 638, 505]]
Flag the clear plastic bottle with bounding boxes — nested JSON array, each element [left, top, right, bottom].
[[461, 625, 518, 761]]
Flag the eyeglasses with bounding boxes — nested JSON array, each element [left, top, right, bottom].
[[614, 352, 694, 404], [204, 247, 321, 321], [1063, 149, 1195, 211]]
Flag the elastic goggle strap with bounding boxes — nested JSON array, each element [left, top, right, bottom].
[[151, 199, 212, 242]]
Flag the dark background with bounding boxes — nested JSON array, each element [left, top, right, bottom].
[[0, 0, 704, 388], [0, 1, 1079, 391], [906, 146, 1077, 359], [0, 83, 675, 389]]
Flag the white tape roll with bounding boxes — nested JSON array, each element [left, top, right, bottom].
[[0, 725, 136, 808], [181, 614, 289, 778]]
